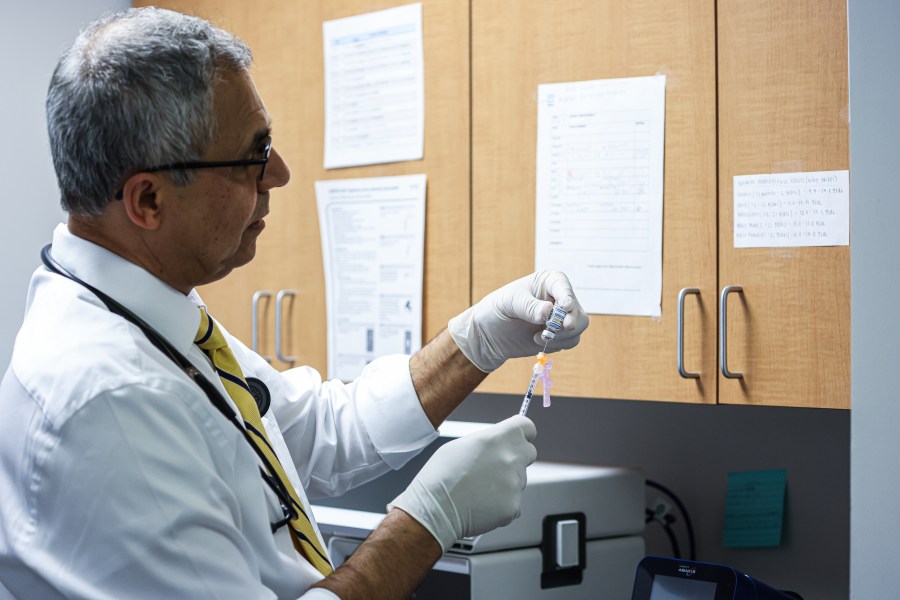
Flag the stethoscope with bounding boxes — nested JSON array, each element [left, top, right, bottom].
[[39, 244, 319, 545]]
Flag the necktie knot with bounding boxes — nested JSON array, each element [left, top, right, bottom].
[[194, 307, 226, 351]]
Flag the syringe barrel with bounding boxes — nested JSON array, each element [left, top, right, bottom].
[[519, 371, 540, 416], [518, 395, 532, 416]]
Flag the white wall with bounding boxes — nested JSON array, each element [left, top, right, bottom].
[[848, 1, 900, 598], [0, 0, 129, 368]]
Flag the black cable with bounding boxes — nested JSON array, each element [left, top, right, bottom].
[[647, 479, 696, 561], [645, 509, 682, 558], [660, 521, 682, 559]]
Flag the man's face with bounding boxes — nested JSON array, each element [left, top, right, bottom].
[[166, 69, 290, 287]]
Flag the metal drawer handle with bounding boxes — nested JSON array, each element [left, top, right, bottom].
[[275, 289, 297, 363], [677, 288, 701, 379], [719, 285, 744, 379], [251, 290, 273, 363]]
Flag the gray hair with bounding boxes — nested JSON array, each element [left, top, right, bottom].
[[46, 7, 252, 215]]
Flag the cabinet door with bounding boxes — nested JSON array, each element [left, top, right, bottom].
[[471, 0, 718, 403], [142, 0, 472, 375], [718, 0, 850, 408]]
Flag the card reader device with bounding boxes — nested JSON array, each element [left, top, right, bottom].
[[631, 556, 802, 600]]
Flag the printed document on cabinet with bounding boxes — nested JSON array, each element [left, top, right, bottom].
[[316, 175, 426, 381], [322, 3, 424, 169], [535, 75, 666, 316]]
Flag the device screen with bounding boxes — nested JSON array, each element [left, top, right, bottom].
[[649, 574, 717, 600], [631, 556, 737, 600]]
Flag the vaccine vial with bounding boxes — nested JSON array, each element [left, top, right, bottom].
[[541, 305, 568, 341]]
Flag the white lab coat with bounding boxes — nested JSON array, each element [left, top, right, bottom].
[[0, 225, 438, 599]]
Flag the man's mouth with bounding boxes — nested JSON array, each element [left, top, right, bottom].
[[248, 214, 267, 231]]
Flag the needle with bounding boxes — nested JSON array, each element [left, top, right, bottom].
[[517, 305, 566, 416]]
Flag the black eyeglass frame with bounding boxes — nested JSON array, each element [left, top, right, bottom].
[[144, 135, 273, 182], [114, 136, 273, 200]]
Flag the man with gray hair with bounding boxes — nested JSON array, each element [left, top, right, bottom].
[[0, 7, 587, 599]]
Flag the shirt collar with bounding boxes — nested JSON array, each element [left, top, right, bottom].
[[49, 223, 203, 357]]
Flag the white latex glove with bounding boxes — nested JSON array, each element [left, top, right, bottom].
[[387, 415, 537, 552], [448, 269, 589, 372]]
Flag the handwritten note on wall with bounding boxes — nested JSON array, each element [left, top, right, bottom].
[[733, 170, 850, 248], [722, 469, 787, 548]]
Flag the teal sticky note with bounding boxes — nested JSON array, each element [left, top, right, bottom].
[[722, 469, 787, 548]]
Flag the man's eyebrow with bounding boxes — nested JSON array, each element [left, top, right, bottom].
[[245, 125, 273, 152]]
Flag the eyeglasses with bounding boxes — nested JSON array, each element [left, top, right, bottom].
[[238, 420, 301, 533], [115, 136, 273, 200], [144, 135, 273, 182], [262, 468, 301, 533]]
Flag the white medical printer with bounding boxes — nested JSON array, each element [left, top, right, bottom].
[[311, 421, 646, 599]]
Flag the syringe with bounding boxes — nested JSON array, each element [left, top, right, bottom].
[[518, 305, 568, 416], [518, 363, 542, 416]]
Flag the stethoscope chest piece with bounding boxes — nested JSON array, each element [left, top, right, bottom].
[[246, 377, 271, 417]]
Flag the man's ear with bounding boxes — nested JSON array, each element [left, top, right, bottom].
[[119, 174, 165, 231]]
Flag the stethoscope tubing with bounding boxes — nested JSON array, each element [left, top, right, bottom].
[[38, 244, 315, 540]]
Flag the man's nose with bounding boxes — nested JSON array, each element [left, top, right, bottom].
[[261, 146, 291, 190]]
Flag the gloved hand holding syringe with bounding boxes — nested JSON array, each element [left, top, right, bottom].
[[394, 270, 587, 554], [519, 304, 567, 416]]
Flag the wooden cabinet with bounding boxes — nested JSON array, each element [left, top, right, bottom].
[[144, 0, 849, 408], [471, 0, 720, 404], [471, 0, 849, 408], [140, 0, 472, 375], [717, 0, 849, 408]]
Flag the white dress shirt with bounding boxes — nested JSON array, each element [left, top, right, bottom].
[[0, 225, 438, 599]]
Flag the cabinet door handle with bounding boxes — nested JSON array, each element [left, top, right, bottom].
[[677, 288, 701, 379], [275, 289, 297, 364], [251, 290, 273, 363], [719, 285, 744, 379]]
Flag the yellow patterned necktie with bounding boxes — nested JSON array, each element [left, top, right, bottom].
[[194, 307, 333, 576]]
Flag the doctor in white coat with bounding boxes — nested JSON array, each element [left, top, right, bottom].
[[0, 7, 588, 600]]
